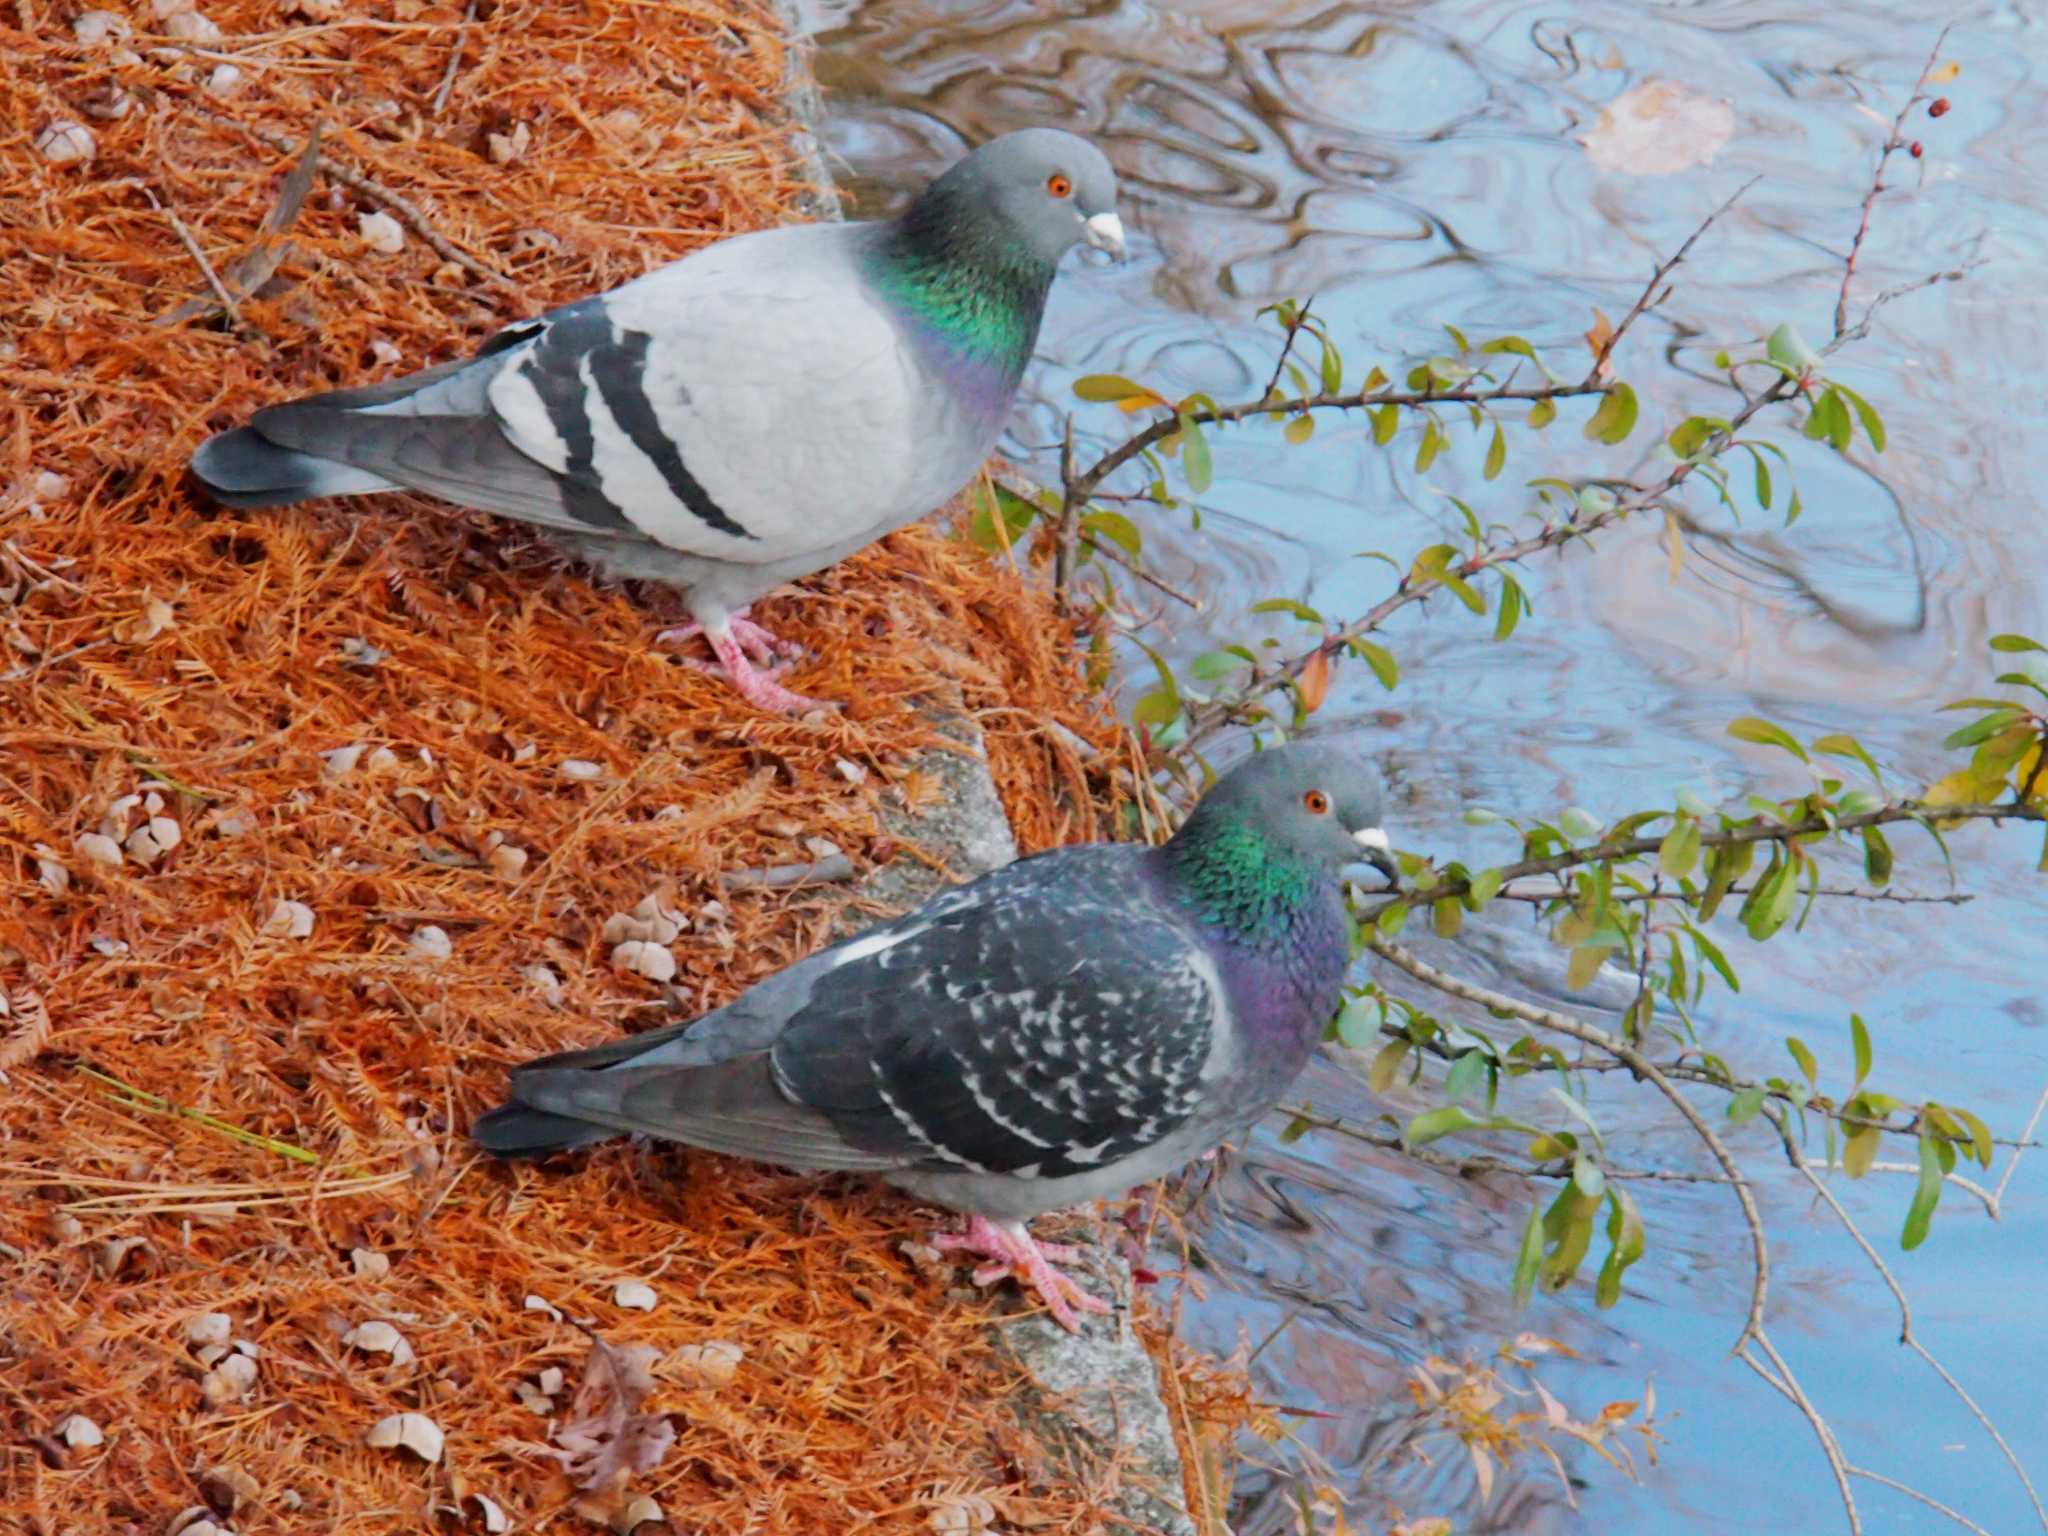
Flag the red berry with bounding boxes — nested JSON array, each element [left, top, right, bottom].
[[1929, 97, 1951, 118], [1909, 141, 1924, 158]]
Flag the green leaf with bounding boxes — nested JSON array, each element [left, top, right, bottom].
[[1368, 1039, 1409, 1094], [1404, 1104, 1489, 1148], [1511, 1203, 1545, 1308], [1951, 1106, 1996, 1169], [1767, 323, 1820, 373], [1467, 867, 1504, 907], [1187, 649, 1251, 682], [1432, 897, 1464, 939], [1851, 1013, 1873, 1088], [1583, 381, 1639, 445], [1131, 688, 1180, 730], [1319, 335, 1343, 395], [1842, 1123, 1880, 1179], [1481, 334, 1537, 361], [1727, 716, 1810, 762], [1179, 417, 1213, 494], [1565, 945, 1613, 992], [1943, 709, 2021, 750], [1444, 1048, 1488, 1105], [1990, 634, 2046, 653], [1284, 413, 1315, 446], [1727, 1086, 1768, 1124], [1375, 900, 1409, 938], [1528, 397, 1557, 430], [1594, 1186, 1645, 1309], [1901, 1131, 1944, 1250], [1072, 373, 1161, 403], [1813, 732, 1884, 787], [1335, 995, 1379, 1049], [1658, 818, 1701, 879], [1080, 509, 1141, 557], [1572, 1155, 1606, 1199], [1252, 597, 1324, 624], [1278, 1111, 1313, 1145], [1415, 419, 1443, 473], [1483, 423, 1507, 481], [1787, 1036, 1818, 1088], [1834, 382, 1887, 452], [1862, 825, 1893, 886], [1750, 447, 1773, 511], [1348, 638, 1399, 691], [1493, 576, 1523, 642], [1371, 402, 1399, 446]]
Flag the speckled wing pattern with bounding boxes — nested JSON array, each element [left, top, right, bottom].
[[771, 851, 1225, 1181]]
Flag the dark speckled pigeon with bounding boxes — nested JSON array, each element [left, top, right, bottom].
[[472, 742, 1396, 1330], [187, 129, 1123, 714]]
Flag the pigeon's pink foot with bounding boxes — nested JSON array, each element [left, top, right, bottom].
[[932, 1215, 1110, 1333], [657, 611, 824, 715]]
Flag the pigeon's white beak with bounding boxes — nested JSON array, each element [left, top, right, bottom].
[[1351, 826, 1399, 883], [1082, 211, 1127, 261]]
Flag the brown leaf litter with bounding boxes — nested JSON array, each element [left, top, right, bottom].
[[0, 0, 1250, 1529]]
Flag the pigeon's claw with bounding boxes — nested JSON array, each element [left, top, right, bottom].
[[932, 1215, 1110, 1333], [658, 609, 825, 715]]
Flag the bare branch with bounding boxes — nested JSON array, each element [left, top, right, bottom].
[[1588, 176, 1759, 383], [1992, 1079, 2048, 1212], [1270, 1103, 1734, 1185], [1490, 879, 1971, 908], [1835, 25, 1956, 341]]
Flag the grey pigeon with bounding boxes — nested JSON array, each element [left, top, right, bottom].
[[188, 129, 1124, 713], [472, 742, 1395, 1330]]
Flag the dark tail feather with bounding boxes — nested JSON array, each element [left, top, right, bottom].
[[188, 425, 397, 509], [470, 1101, 618, 1159]]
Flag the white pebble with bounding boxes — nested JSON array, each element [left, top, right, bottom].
[[610, 940, 676, 983], [357, 210, 405, 255], [523, 964, 564, 1008], [612, 1279, 657, 1311], [55, 1413, 103, 1448], [72, 10, 133, 44], [35, 121, 96, 166], [558, 758, 603, 781], [74, 832, 123, 868], [409, 925, 452, 962], [319, 743, 365, 779], [350, 1247, 391, 1280], [161, 10, 221, 42], [263, 899, 315, 940], [341, 1320, 415, 1365], [206, 63, 242, 96], [364, 1411, 443, 1463]]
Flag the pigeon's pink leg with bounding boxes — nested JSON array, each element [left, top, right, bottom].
[[932, 1215, 1111, 1333], [656, 610, 823, 715], [656, 608, 802, 666]]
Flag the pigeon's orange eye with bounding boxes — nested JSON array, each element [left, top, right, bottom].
[[1304, 790, 1330, 815], [1047, 173, 1073, 199]]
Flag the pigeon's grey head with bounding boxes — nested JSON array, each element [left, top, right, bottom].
[[1194, 742, 1396, 881], [937, 128, 1124, 265]]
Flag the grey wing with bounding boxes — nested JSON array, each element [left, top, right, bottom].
[[233, 222, 941, 566], [772, 867, 1226, 1179]]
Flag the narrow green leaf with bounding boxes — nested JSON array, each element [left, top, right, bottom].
[[1851, 1013, 1873, 1087], [1528, 397, 1557, 430], [1901, 1131, 1944, 1250], [1131, 688, 1180, 729], [1404, 1104, 1487, 1148], [1862, 825, 1893, 886], [1466, 867, 1504, 907], [1990, 634, 2047, 653], [1072, 373, 1159, 403], [1187, 649, 1251, 682], [1349, 638, 1399, 691], [1415, 419, 1443, 473], [1787, 1036, 1818, 1087], [1511, 1203, 1545, 1308], [1751, 447, 1773, 511], [1834, 382, 1888, 453], [1944, 709, 2021, 750], [1484, 423, 1507, 481], [1179, 417, 1213, 494], [1951, 1106, 1996, 1169], [1319, 335, 1343, 395], [1594, 1186, 1645, 1309], [1565, 945, 1613, 992], [1727, 1086, 1768, 1124], [1727, 716, 1810, 762], [1252, 597, 1324, 624], [1371, 402, 1398, 445], [1079, 509, 1141, 557], [1493, 576, 1523, 642], [1432, 897, 1464, 938]]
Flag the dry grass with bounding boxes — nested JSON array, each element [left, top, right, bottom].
[[0, 2, 1253, 1530]]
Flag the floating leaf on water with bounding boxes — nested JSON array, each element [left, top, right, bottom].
[[1581, 79, 1736, 175]]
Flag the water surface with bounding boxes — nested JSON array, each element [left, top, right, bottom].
[[799, 3, 2048, 1529]]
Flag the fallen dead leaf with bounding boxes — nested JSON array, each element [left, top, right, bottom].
[[1581, 79, 1735, 176]]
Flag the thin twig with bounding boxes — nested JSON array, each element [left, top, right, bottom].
[[722, 854, 855, 892], [1770, 1109, 2046, 1533], [1587, 177, 1759, 383], [1272, 1104, 1732, 1184], [143, 187, 239, 321], [1257, 295, 1318, 402], [1490, 879, 1970, 908], [190, 106, 515, 294], [430, 0, 479, 116], [1992, 1079, 2048, 1211], [1834, 26, 1955, 341], [1053, 416, 1079, 612], [1845, 1468, 1991, 1536]]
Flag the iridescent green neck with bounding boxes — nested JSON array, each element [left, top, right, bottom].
[[863, 184, 1055, 392], [1164, 815, 1321, 941]]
